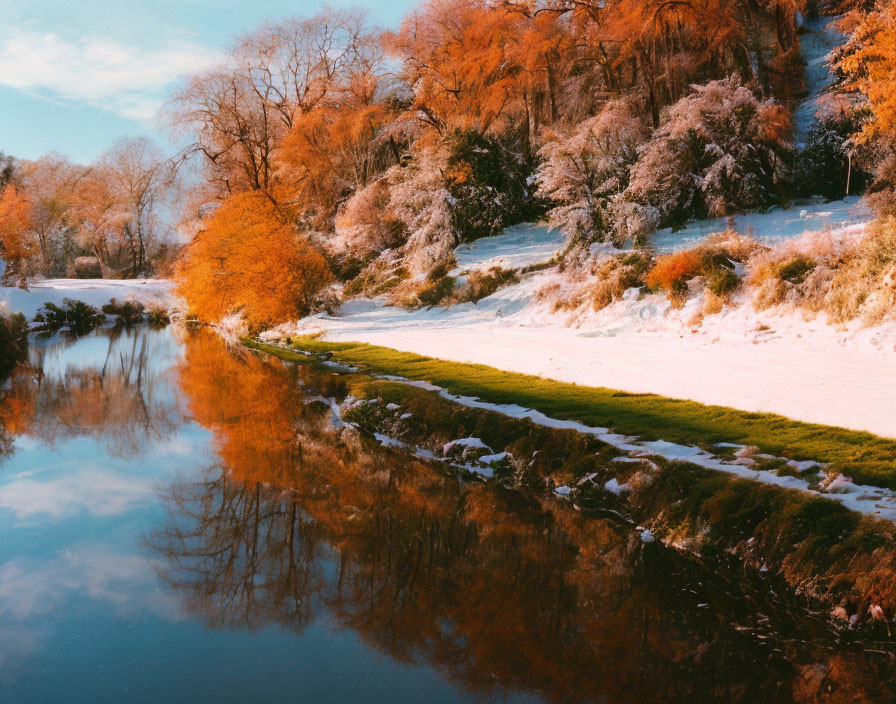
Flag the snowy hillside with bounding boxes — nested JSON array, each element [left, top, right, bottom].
[[451, 222, 566, 274]]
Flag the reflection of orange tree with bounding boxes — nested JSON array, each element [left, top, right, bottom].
[[155, 330, 896, 704], [31, 330, 182, 456], [176, 328, 315, 487], [0, 328, 182, 462], [0, 366, 38, 462]]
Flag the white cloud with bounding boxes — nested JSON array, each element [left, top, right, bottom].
[[0, 468, 155, 520], [0, 545, 183, 621], [0, 28, 218, 121]]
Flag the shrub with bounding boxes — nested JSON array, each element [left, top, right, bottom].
[[343, 251, 409, 298], [536, 101, 647, 245], [388, 148, 459, 278], [592, 252, 653, 310], [627, 77, 790, 231], [705, 265, 740, 298], [645, 250, 704, 297], [34, 298, 106, 335], [794, 114, 870, 200], [776, 257, 816, 284], [746, 220, 896, 322], [175, 192, 332, 330], [331, 179, 407, 262], [646, 239, 747, 304], [455, 267, 520, 304], [445, 129, 540, 242], [413, 275, 456, 308], [823, 217, 896, 324]]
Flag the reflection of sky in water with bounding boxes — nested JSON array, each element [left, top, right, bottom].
[[30, 326, 185, 381], [0, 327, 532, 704]]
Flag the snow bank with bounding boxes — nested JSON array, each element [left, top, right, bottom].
[[0, 279, 176, 319], [293, 283, 896, 439]]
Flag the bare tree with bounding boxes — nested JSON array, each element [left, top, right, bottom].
[[98, 137, 177, 276], [167, 7, 382, 198]]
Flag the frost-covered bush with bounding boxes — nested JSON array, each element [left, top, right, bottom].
[[389, 147, 459, 278], [746, 222, 896, 323], [822, 218, 896, 323], [331, 178, 407, 259], [536, 101, 647, 245], [342, 249, 409, 298], [646, 232, 757, 303], [627, 77, 790, 230], [445, 130, 538, 243], [400, 261, 456, 308], [454, 266, 519, 304], [645, 250, 705, 298]]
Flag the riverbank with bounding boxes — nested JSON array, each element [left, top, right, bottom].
[[267, 256, 896, 440], [253, 337, 896, 489], [247, 336, 896, 626]]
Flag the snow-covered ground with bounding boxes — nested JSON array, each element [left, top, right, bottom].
[[270, 197, 896, 441], [651, 197, 870, 251], [0, 278, 176, 319], [276, 273, 896, 439], [451, 222, 565, 274]]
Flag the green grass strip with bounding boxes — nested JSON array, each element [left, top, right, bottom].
[[247, 337, 896, 490]]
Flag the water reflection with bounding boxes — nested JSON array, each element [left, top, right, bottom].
[[1, 326, 894, 702], [149, 330, 896, 703], [0, 326, 184, 465]]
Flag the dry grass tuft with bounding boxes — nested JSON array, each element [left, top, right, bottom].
[[747, 219, 896, 324], [591, 252, 652, 310]]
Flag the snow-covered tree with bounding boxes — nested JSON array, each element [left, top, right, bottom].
[[388, 147, 458, 278], [626, 77, 790, 230], [536, 100, 647, 244]]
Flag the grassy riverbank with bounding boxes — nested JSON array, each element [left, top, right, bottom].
[[248, 336, 896, 490], [249, 334, 896, 618]]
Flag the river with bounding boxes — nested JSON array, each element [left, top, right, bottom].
[[0, 325, 893, 703]]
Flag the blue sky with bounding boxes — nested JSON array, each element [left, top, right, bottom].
[[0, 0, 416, 163]]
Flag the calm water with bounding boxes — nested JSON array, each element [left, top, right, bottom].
[[0, 326, 893, 703]]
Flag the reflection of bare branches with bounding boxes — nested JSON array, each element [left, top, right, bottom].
[[25, 327, 184, 457], [147, 465, 322, 632]]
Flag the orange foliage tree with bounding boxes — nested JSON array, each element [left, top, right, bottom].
[[0, 184, 36, 282], [837, 6, 896, 146], [388, 0, 528, 135], [175, 192, 331, 328]]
